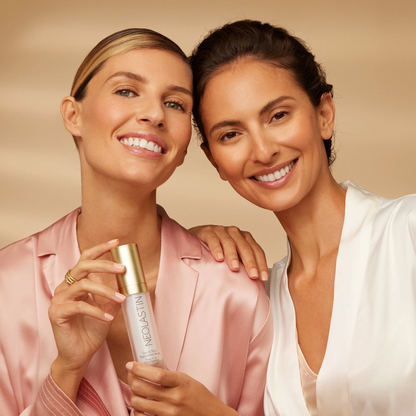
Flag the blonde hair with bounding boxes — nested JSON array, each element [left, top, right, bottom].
[[71, 28, 189, 100]]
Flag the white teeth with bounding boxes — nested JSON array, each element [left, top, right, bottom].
[[120, 137, 163, 153], [146, 141, 154, 151], [254, 161, 294, 182]]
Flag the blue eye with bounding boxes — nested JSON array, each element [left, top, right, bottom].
[[165, 101, 185, 111], [116, 89, 136, 98]]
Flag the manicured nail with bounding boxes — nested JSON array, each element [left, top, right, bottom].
[[115, 292, 126, 301], [126, 362, 133, 371], [114, 263, 125, 271], [231, 260, 240, 270], [260, 271, 269, 281], [249, 268, 259, 278], [108, 239, 118, 245], [104, 313, 114, 321], [216, 252, 224, 261]]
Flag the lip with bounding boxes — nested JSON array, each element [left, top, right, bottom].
[[250, 158, 298, 178], [249, 158, 298, 188], [117, 131, 168, 154]]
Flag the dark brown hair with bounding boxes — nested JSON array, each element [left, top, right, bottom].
[[190, 20, 335, 165]]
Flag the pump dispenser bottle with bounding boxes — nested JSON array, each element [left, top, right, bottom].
[[111, 243, 164, 368]]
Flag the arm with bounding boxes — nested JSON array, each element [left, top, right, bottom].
[[189, 225, 269, 281]]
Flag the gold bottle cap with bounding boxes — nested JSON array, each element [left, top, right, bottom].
[[110, 243, 148, 296]]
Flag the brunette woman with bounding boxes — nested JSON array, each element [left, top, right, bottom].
[[190, 20, 416, 416], [0, 28, 272, 416]]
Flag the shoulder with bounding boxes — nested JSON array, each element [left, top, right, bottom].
[[0, 209, 79, 283], [159, 205, 269, 312]]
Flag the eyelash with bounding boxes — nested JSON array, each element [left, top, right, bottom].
[[164, 100, 185, 112], [115, 88, 137, 98], [114, 89, 186, 113], [271, 111, 288, 121], [219, 131, 239, 142]]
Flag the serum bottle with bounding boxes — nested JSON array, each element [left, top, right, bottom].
[[111, 243, 164, 368]]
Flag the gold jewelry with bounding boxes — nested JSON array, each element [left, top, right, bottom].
[[65, 270, 77, 285]]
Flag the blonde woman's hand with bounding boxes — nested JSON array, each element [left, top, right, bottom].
[[48, 239, 126, 401], [126, 362, 239, 416], [189, 225, 269, 281]]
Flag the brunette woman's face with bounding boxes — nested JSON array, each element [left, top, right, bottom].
[[63, 48, 193, 190], [200, 58, 335, 212]]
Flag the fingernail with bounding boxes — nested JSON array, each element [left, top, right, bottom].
[[216, 252, 224, 261], [108, 239, 118, 245], [115, 292, 126, 301], [261, 271, 269, 281], [114, 263, 125, 271], [231, 260, 240, 270], [249, 268, 259, 278], [104, 313, 114, 321], [126, 362, 133, 371]]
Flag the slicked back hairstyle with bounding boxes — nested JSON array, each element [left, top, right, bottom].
[[190, 20, 335, 165]]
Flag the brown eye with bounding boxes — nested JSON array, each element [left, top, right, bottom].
[[272, 111, 287, 121]]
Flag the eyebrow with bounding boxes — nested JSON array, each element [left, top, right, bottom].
[[105, 71, 192, 97], [105, 71, 148, 84], [209, 95, 295, 135]]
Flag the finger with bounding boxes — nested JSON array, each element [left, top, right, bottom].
[[126, 362, 179, 388], [242, 232, 269, 281], [69, 258, 126, 282], [49, 299, 115, 323], [189, 225, 225, 262], [54, 278, 126, 304], [128, 372, 167, 400], [79, 239, 121, 261]]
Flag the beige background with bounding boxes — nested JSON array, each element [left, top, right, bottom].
[[1, 0, 415, 265]]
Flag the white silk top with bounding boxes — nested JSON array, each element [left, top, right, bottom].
[[264, 181, 416, 416]]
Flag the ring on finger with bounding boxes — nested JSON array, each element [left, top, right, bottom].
[[65, 270, 77, 285]]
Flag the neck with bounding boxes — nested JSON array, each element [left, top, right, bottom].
[[77, 171, 161, 284], [275, 175, 346, 274]]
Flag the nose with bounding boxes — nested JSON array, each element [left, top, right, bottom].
[[249, 129, 279, 164], [136, 98, 165, 128]]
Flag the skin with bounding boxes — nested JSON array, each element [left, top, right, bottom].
[[48, 47, 238, 415], [200, 58, 346, 374]]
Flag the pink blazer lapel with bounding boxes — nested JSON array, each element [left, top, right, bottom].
[[37, 209, 81, 295], [154, 207, 201, 371]]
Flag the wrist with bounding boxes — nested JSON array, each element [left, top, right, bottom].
[[50, 357, 87, 402]]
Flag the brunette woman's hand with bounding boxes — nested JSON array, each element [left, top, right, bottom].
[[189, 225, 269, 281], [48, 239, 126, 401], [126, 362, 239, 416]]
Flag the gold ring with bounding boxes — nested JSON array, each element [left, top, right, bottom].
[[65, 270, 77, 285]]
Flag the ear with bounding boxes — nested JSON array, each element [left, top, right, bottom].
[[318, 93, 336, 140], [61, 96, 83, 138], [201, 143, 227, 181]]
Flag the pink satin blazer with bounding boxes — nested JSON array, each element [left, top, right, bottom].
[[0, 207, 272, 416]]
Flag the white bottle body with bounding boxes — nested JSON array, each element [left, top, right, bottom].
[[122, 292, 164, 368]]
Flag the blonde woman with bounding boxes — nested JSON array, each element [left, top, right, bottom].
[[0, 28, 272, 416]]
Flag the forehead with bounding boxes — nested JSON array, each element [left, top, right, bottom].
[[201, 59, 305, 119], [205, 58, 300, 100], [95, 48, 192, 86]]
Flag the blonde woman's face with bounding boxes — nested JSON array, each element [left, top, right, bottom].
[[72, 48, 193, 190]]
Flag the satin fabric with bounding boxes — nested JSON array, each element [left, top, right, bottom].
[[0, 206, 272, 416], [265, 181, 416, 416]]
